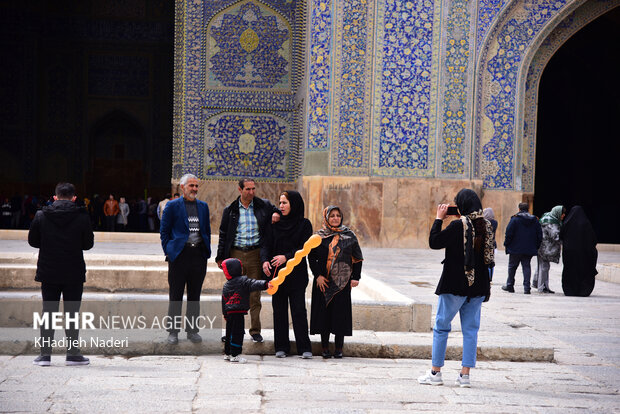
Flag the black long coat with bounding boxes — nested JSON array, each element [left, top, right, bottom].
[[308, 237, 362, 336], [429, 219, 490, 298], [28, 200, 94, 284]]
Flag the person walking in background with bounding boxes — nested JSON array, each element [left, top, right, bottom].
[[533, 205, 565, 294], [261, 190, 313, 359], [222, 258, 272, 364], [116, 196, 130, 231], [28, 182, 94, 366], [160, 173, 211, 344], [1, 197, 11, 228], [502, 202, 542, 294], [309, 206, 363, 359], [561, 206, 598, 297], [418, 189, 493, 388], [216, 178, 279, 344], [158, 194, 172, 221], [483, 207, 498, 281], [103, 194, 119, 232]]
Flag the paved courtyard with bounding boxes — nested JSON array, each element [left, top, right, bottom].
[[0, 238, 619, 412]]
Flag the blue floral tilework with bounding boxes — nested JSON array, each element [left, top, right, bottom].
[[331, 0, 374, 173], [372, 0, 435, 175], [440, 0, 470, 175], [307, 0, 331, 150], [480, 0, 567, 189], [476, 0, 507, 50]]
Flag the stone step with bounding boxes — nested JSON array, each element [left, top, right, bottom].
[[0, 327, 554, 362], [0, 288, 431, 332]]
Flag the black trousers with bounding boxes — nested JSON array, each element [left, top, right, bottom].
[[40, 282, 84, 355], [167, 245, 207, 334], [272, 283, 311, 354], [224, 313, 245, 357]]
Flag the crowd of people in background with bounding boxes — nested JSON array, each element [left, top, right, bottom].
[[0, 192, 179, 232]]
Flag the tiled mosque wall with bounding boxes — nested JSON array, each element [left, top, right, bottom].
[[175, 0, 612, 246]]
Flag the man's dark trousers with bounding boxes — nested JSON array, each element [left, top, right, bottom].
[[167, 245, 207, 334], [40, 282, 83, 355], [506, 253, 533, 292]]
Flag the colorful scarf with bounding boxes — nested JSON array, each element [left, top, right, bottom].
[[316, 206, 363, 305], [540, 205, 564, 226]]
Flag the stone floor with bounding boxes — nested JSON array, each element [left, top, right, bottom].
[[0, 237, 619, 412]]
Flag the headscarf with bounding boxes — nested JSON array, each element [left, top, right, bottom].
[[454, 189, 495, 286], [540, 205, 563, 226], [316, 206, 363, 305], [561, 206, 597, 251], [483, 207, 495, 221], [274, 190, 305, 233]]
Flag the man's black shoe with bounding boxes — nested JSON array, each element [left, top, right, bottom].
[[33, 355, 51, 366], [322, 349, 332, 359], [251, 333, 264, 343], [524, 290, 531, 295], [187, 333, 202, 343], [501, 285, 514, 293], [167, 332, 178, 344], [542, 288, 555, 294], [65, 355, 90, 366]]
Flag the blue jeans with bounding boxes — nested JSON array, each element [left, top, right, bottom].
[[432, 294, 484, 368]]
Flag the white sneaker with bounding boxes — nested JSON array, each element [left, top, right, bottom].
[[223, 355, 230, 361], [418, 370, 443, 386], [455, 373, 471, 388], [230, 355, 247, 364]]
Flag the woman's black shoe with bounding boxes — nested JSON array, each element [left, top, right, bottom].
[[333, 350, 343, 359], [322, 349, 332, 359]]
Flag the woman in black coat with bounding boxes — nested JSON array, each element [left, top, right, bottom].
[[261, 190, 313, 358], [309, 206, 363, 359], [418, 189, 494, 388], [560, 206, 597, 297]]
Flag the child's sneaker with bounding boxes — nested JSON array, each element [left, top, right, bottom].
[[33, 355, 51, 366], [418, 370, 443, 385], [455, 373, 471, 388], [223, 355, 230, 361], [230, 355, 247, 364]]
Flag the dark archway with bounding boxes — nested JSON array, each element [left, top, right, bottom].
[[535, 7, 620, 244], [86, 111, 147, 199]]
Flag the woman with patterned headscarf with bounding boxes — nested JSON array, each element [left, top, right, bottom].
[[532, 205, 565, 294], [308, 206, 363, 359], [418, 189, 494, 388]]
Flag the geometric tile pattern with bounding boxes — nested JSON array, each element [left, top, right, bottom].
[[372, 0, 436, 177], [204, 112, 290, 179], [306, 0, 331, 150], [174, 0, 305, 182]]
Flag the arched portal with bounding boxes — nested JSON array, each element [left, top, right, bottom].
[[533, 7, 620, 243]]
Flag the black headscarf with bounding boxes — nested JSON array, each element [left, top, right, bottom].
[[561, 206, 598, 296], [274, 190, 305, 233]]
